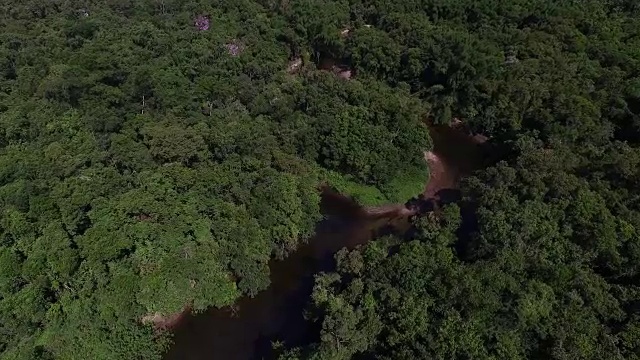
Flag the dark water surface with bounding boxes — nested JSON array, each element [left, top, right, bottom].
[[165, 123, 489, 360]]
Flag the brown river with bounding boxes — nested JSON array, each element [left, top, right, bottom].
[[164, 122, 490, 360]]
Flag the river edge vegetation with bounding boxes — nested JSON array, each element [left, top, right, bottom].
[[0, 1, 430, 358], [1, 0, 640, 360], [276, 1, 640, 359]]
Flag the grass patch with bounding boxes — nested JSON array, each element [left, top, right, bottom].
[[379, 165, 429, 203], [320, 164, 429, 206], [321, 170, 389, 206]]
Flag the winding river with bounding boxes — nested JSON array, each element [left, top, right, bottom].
[[164, 121, 490, 360]]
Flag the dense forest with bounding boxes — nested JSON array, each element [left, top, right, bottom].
[[1, 0, 639, 359]]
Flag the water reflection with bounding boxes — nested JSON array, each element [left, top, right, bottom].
[[165, 210, 387, 360], [165, 121, 489, 360]]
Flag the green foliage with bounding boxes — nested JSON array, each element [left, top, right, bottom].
[[0, 1, 429, 358], [273, 0, 640, 359], [321, 170, 389, 206], [286, 195, 640, 359], [4, 0, 640, 359], [379, 165, 429, 204]]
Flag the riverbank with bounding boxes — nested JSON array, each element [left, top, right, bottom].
[[163, 120, 489, 360]]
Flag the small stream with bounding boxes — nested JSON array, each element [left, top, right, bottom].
[[164, 122, 489, 360]]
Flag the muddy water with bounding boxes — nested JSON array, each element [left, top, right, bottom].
[[164, 123, 488, 360], [425, 121, 488, 198]]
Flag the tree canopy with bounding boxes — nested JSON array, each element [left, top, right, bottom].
[[1, 0, 640, 359], [270, 0, 640, 359], [0, 1, 429, 359]]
